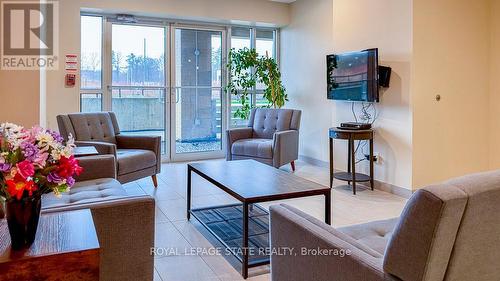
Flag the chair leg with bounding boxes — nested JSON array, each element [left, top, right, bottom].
[[290, 161, 296, 172], [152, 175, 158, 188]]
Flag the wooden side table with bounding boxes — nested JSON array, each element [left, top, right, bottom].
[[329, 128, 374, 195], [0, 209, 100, 280]]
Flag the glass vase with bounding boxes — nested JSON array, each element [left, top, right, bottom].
[[6, 195, 42, 250]]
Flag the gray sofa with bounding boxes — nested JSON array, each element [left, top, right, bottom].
[[42, 155, 155, 281], [57, 112, 161, 187], [270, 170, 500, 281], [226, 108, 301, 171]]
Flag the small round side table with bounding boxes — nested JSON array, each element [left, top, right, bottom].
[[329, 127, 374, 195]]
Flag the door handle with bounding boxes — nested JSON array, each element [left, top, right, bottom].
[[172, 88, 180, 104]]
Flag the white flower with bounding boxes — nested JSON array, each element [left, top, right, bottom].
[[67, 134, 75, 144], [36, 131, 55, 148], [66, 135, 76, 149], [53, 189, 62, 198], [1, 123, 28, 150], [61, 146, 73, 158], [0, 122, 24, 134], [51, 149, 62, 161]]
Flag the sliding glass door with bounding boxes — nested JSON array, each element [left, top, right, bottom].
[[170, 26, 225, 161], [80, 15, 277, 162], [110, 24, 167, 153], [106, 22, 225, 160]]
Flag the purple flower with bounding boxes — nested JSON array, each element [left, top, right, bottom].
[[20, 142, 39, 161], [48, 130, 64, 143], [0, 163, 11, 172], [47, 172, 63, 184], [66, 177, 75, 187]]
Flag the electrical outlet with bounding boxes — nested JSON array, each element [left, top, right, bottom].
[[364, 153, 380, 163]]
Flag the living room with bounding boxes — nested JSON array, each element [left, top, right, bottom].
[[0, 0, 499, 280]]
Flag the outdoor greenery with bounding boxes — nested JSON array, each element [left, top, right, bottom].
[[111, 51, 164, 85], [225, 48, 288, 119]]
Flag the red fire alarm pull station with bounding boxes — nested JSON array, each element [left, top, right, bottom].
[[65, 73, 76, 87]]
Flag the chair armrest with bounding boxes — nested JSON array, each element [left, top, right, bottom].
[[226, 127, 253, 160], [115, 135, 161, 174], [116, 135, 160, 151], [75, 141, 117, 157], [272, 130, 299, 167], [42, 195, 155, 281], [74, 155, 117, 182], [270, 204, 390, 281]]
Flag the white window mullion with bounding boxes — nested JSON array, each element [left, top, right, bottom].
[[250, 28, 257, 107], [102, 18, 113, 111], [164, 24, 171, 161]]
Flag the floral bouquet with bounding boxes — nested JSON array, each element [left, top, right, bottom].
[[0, 122, 83, 249]]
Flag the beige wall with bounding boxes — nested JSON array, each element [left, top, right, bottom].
[[412, 0, 491, 188], [0, 71, 40, 127], [489, 0, 500, 168], [44, 0, 290, 129], [281, 0, 413, 190], [280, 0, 333, 164]]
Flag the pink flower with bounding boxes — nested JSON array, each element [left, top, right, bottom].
[[16, 160, 35, 179], [33, 152, 49, 167]]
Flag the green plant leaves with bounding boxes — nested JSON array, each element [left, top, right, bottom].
[[225, 48, 287, 120]]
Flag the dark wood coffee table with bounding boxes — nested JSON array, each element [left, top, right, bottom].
[[187, 160, 331, 279]]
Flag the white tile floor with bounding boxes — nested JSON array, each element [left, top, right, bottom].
[[122, 159, 408, 281]]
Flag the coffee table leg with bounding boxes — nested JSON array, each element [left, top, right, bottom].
[[242, 202, 249, 279], [324, 191, 331, 225], [187, 165, 192, 220]]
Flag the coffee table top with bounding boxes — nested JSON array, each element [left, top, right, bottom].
[[0, 209, 99, 262], [188, 160, 330, 203]]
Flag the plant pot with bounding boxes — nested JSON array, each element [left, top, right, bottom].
[[6, 196, 42, 250]]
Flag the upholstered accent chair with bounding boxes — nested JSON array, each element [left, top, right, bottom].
[[270, 170, 500, 281], [57, 112, 161, 187], [226, 108, 301, 171], [42, 155, 155, 281]]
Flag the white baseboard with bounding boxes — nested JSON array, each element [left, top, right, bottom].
[[299, 155, 412, 199], [299, 155, 329, 167]]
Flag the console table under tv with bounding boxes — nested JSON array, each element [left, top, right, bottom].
[[329, 127, 374, 195]]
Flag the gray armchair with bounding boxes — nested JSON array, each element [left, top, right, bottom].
[[270, 170, 500, 281], [57, 112, 161, 187], [42, 154, 155, 281], [226, 108, 301, 171]]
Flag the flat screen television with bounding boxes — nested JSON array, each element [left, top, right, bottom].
[[327, 48, 379, 102]]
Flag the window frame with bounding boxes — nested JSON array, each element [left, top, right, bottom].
[[79, 13, 280, 134], [227, 26, 280, 127], [80, 15, 105, 112]]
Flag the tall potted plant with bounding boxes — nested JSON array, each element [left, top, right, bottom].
[[0, 123, 82, 249], [225, 48, 288, 120]]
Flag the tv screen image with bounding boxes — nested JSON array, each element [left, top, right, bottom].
[[327, 48, 379, 102]]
